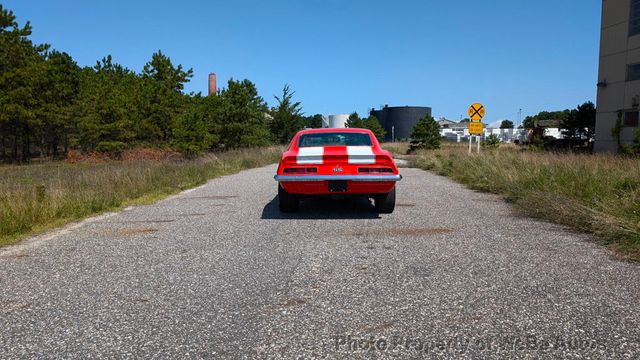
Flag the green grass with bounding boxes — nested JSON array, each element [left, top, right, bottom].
[[411, 143, 640, 261], [0, 147, 282, 247]]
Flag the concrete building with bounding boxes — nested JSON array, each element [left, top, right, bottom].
[[370, 105, 432, 142], [321, 114, 349, 128], [596, 0, 640, 151]]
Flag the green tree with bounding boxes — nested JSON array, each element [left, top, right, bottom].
[[409, 115, 441, 152], [214, 79, 271, 148], [270, 84, 304, 143], [561, 101, 596, 146], [303, 114, 323, 128], [36, 51, 80, 158], [139, 51, 193, 143], [499, 120, 514, 129], [75, 56, 139, 151], [345, 112, 364, 128], [0, 4, 49, 162], [172, 106, 214, 157], [362, 115, 386, 142], [0, 4, 313, 159], [523, 110, 571, 129]]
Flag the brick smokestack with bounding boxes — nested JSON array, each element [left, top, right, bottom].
[[208, 73, 217, 96]]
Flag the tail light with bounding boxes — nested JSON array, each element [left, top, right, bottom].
[[283, 167, 318, 174], [358, 167, 394, 173]]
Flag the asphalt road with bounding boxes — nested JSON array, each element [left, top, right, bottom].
[[1, 164, 639, 359]]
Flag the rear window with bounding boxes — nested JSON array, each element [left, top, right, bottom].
[[298, 132, 373, 147]]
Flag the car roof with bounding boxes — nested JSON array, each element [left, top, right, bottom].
[[296, 128, 374, 135]]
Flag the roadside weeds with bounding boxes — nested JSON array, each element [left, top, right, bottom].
[[0, 147, 282, 247], [403, 143, 640, 262]]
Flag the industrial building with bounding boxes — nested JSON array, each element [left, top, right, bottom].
[[321, 114, 349, 128], [439, 126, 563, 144], [437, 118, 565, 144], [595, 0, 640, 151], [370, 105, 432, 142]]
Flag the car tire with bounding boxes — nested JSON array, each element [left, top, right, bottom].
[[374, 187, 396, 214], [278, 184, 299, 213]]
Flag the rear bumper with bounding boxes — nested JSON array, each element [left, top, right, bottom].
[[274, 174, 402, 182]]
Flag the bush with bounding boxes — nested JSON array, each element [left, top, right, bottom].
[[482, 134, 501, 149]]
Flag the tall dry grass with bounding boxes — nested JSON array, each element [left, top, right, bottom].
[[0, 147, 282, 246], [412, 143, 640, 261], [381, 142, 410, 155]]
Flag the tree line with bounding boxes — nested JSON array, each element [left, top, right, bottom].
[[522, 102, 596, 146], [0, 5, 342, 163]]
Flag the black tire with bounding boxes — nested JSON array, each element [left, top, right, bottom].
[[374, 186, 396, 214], [278, 184, 299, 213]]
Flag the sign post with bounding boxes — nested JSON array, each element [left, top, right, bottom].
[[467, 103, 485, 154]]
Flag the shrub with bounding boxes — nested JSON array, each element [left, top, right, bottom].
[[632, 129, 640, 155], [482, 134, 501, 149]]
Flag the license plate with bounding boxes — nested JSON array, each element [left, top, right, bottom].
[[328, 180, 347, 192]]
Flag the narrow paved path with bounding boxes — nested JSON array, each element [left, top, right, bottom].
[[1, 165, 638, 358]]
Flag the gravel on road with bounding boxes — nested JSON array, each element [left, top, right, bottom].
[[1, 165, 639, 358]]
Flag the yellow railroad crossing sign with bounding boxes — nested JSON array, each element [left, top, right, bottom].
[[469, 121, 484, 135], [468, 103, 485, 121]]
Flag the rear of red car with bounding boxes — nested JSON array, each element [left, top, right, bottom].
[[274, 128, 401, 213]]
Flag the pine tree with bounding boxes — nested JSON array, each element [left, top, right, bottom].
[[214, 79, 271, 148], [409, 115, 441, 152], [140, 51, 193, 143], [345, 112, 364, 128], [362, 115, 386, 142], [270, 84, 304, 144], [0, 5, 49, 162]]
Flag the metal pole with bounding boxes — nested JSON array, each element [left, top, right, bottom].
[[518, 108, 522, 127], [477, 134, 481, 153], [468, 134, 472, 154]]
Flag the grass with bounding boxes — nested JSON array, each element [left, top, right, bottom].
[[0, 147, 282, 247], [381, 142, 410, 156], [410, 143, 640, 261]]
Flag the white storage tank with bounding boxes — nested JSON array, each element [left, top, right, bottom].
[[322, 114, 349, 128]]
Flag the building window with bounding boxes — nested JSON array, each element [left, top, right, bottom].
[[631, 0, 640, 36], [627, 63, 640, 81], [624, 111, 639, 127]]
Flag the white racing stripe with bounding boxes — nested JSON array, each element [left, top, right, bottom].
[[297, 147, 324, 164], [347, 146, 376, 164]]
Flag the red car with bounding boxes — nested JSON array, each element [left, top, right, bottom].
[[274, 128, 402, 213]]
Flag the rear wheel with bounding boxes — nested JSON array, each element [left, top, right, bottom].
[[278, 185, 299, 213], [374, 186, 396, 214]]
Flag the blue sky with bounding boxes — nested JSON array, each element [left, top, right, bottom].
[[6, 0, 601, 125]]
